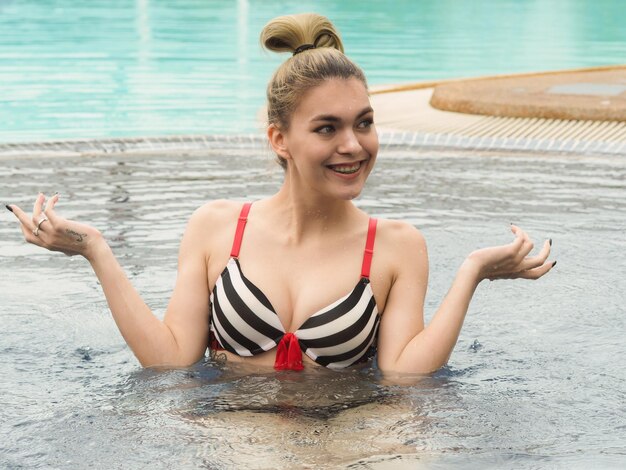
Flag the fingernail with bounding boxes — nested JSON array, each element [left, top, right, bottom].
[[552, 260, 557, 267], [549, 238, 552, 246], [5, 204, 13, 213]]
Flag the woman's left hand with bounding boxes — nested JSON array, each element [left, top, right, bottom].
[[463, 224, 555, 282]]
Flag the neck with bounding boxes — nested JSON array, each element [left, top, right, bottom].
[[267, 179, 357, 243]]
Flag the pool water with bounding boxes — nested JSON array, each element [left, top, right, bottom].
[[1, 0, 625, 142], [1, 144, 625, 468]]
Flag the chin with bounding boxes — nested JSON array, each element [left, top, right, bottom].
[[337, 187, 363, 201]]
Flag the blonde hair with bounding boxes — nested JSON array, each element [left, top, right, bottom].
[[260, 13, 368, 168]]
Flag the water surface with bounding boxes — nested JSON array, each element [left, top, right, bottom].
[[1, 0, 625, 141], [1, 145, 625, 468]]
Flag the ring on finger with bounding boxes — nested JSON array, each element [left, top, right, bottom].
[[37, 213, 49, 228], [32, 213, 49, 236]]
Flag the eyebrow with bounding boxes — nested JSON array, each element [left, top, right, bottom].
[[310, 106, 374, 123]]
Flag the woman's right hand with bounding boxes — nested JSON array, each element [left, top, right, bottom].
[[7, 193, 106, 261]]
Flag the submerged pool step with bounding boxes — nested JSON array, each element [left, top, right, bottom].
[[455, 116, 626, 142], [0, 129, 624, 159], [1, 123, 625, 159]]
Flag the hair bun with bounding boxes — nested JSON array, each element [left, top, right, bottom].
[[260, 13, 344, 55]]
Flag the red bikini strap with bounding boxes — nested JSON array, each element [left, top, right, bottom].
[[230, 202, 252, 258], [360, 218, 377, 279]]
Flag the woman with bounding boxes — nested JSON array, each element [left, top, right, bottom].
[[6, 13, 554, 373]]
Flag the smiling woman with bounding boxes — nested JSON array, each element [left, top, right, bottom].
[[268, 78, 377, 202], [6, 13, 555, 375]]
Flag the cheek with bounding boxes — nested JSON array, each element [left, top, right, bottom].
[[365, 135, 379, 160]]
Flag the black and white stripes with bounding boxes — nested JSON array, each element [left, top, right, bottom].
[[210, 258, 380, 369]]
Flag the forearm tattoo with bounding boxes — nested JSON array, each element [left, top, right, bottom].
[[210, 349, 227, 364], [66, 229, 87, 243]]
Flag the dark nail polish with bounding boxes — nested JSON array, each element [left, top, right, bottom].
[[552, 260, 557, 267], [5, 204, 13, 213], [549, 238, 552, 246]]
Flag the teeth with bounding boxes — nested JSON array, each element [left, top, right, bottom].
[[329, 162, 361, 174]]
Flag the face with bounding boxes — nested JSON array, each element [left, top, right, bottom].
[[271, 77, 378, 201]]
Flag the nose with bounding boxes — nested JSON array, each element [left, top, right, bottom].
[[337, 128, 362, 155]]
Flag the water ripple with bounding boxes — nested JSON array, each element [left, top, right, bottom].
[[1, 146, 625, 468]]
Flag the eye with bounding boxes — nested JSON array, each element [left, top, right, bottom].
[[315, 125, 335, 135], [357, 118, 374, 129]]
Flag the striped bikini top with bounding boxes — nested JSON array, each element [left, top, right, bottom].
[[209, 202, 380, 371]]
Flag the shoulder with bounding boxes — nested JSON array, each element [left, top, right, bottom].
[[186, 199, 247, 235], [177, 200, 250, 269], [191, 199, 243, 223], [373, 218, 428, 281], [181, 200, 246, 250], [375, 218, 427, 253]]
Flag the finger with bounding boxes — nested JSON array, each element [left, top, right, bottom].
[[43, 193, 60, 211], [510, 224, 527, 239], [508, 226, 533, 265], [517, 234, 535, 262], [36, 194, 56, 235], [9, 204, 35, 230], [519, 238, 552, 271], [512, 225, 529, 242], [518, 260, 557, 280], [32, 193, 45, 222], [17, 216, 45, 247], [503, 227, 525, 263], [508, 225, 525, 251], [43, 193, 61, 225]]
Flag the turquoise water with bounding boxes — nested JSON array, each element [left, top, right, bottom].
[[0, 0, 625, 142]]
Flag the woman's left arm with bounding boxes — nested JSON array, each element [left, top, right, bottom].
[[377, 223, 554, 374]]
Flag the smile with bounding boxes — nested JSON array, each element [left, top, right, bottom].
[[326, 161, 363, 174]]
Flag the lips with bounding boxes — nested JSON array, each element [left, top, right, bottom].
[[326, 161, 363, 174]]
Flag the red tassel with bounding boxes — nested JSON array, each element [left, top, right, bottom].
[[274, 333, 304, 371]]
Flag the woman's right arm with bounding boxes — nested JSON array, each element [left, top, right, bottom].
[[8, 193, 212, 367]]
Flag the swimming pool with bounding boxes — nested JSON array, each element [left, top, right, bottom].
[[1, 0, 625, 142], [1, 143, 625, 468], [1, 1, 625, 467]]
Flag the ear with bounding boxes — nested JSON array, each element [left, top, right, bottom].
[[267, 123, 291, 161]]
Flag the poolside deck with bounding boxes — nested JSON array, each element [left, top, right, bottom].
[[370, 65, 626, 154]]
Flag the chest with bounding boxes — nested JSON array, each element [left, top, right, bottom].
[[209, 237, 388, 331]]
